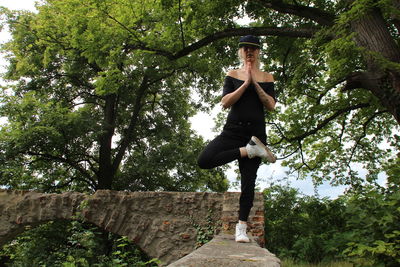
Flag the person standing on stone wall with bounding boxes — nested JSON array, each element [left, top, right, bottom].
[[197, 35, 277, 243]]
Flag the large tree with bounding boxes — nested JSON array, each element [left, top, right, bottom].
[[0, 0, 239, 192], [1, 0, 399, 191], [242, 0, 400, 184]]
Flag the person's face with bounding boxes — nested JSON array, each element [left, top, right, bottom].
[[241, 46, 259, 62]]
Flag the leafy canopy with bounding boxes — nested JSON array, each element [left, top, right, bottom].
[[0, 0, 399, 191], [0, 0, 239, 192]]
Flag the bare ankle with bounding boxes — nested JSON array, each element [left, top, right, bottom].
[[239, 147, 248, 158]]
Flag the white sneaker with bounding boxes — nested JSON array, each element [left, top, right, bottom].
[[235, 223, 250, 243], [246, 136, 277, 163]]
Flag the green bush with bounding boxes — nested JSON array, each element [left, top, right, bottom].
[[263, 184, 347, 263], [341, 172, 400, 266], [0, 220, 159, 267], [263, 158, 400, 266]]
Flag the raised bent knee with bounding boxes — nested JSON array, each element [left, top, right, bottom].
[[197, 156, 213, 169]]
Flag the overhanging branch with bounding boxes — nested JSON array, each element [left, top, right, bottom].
[[268, 102, 372, 145], [253, 0, 336, 26], [125, 26, 318, 60], [287, 103, 371, 142], [171, 27, 318, 60]]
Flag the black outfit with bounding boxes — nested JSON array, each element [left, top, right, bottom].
[[198, 75, 276, 221]]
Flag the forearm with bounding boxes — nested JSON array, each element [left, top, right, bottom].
[[254, 83, 276, 111], [221, 82, 249, 109]]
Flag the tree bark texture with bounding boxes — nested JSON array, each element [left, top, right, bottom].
[[98, 94, 117, 190], [255, 0, 335, 26], [350, 6, 400, 124]]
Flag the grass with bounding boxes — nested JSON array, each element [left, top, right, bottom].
[[281, 258, 353, 267]]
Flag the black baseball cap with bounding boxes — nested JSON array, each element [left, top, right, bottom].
[[238, 35, 261, 49]]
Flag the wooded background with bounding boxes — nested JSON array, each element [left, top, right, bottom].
[[0, 0, 399, 266]]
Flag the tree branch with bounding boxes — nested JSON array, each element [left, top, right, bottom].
[[125, 26, 318, 60], [347, 110, 387, 164], [269, 102, 371, 146], [281, 44, 293, 82], [178, 0, 186, 48], [287, 103, 371, 142], [343, 71, 400, 124], [253, 0, 336, 26], [26, 151, 97, 188], [112, 73, 149, 172], [266, 121, 288, 145], [171, 26, 318, 60], [83, 1, 143, 43], [298, 139, 315, 171]]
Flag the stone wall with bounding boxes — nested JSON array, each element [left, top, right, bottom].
[[0, 190, 265, 265]]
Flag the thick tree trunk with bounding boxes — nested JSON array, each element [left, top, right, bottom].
[[392, 0, 400, 33], [97, 94, 117, 190], [112, 75, 149, 172], [350, 6, 400, 124]]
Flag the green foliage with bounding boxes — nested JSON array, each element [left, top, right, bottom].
[[342, 173, 400, 266], [1, 0, 399, 191], [1, 0, 399, 266], [0, 221, 159, 267], [191, 209, 219, 248], [281, 259, 353, 267], [0, 0, 233, 192], [244, 0, 400, 185], [264, 166, 400, 266], [263, 184, 347, 263]]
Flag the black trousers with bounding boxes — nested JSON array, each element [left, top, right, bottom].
[[197, 121, 266, 222]]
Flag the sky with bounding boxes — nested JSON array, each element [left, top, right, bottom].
[[0, 0, 377, 199]]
